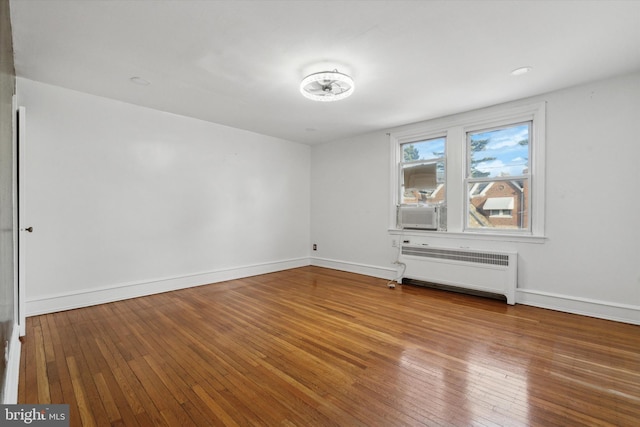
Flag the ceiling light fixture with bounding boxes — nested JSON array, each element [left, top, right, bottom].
[[300, 69, 354, 102]]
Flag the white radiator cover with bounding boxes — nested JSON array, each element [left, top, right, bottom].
[[400, 245, 517, 304]]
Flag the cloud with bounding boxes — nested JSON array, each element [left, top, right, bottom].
[[475, 157, 527, 177], [484, 125, 529, 150], [475, 159, 505, 176]]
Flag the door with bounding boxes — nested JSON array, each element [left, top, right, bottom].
[[15, 105, 26, 336]]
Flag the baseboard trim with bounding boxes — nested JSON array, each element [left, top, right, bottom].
[[2, 324, 21, 404], [25, 257, 310, 316], [23, 257, 640, 326], [310, 257, 397, 280], [312, 257, 640, 325], [516, 289, 640, 325]]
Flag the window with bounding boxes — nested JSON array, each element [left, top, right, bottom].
[[390, 101, 545, 238], [466, 123, 531, 231], [399, 137, 446, 206], [489, 209, 512, 217]]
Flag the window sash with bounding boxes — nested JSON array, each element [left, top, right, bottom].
[[399, 137, 446, 207], [464, 122, 532, 233], [465, 177, 530, 232], [389, 101, 545, 238]]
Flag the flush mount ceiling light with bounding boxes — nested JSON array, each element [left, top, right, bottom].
[[300, 69, 354, 102]]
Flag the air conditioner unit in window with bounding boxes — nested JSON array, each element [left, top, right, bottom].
[[398, 205, 441, 230]]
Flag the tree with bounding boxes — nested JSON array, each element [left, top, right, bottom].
[[469, 138, 496, 178], [403, 144, 419, 162], [518, 138, 529, 164]]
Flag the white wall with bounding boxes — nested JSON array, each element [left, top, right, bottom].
[[18, 78, 310, 314], [310, 131, 394, 277], [311, 71, 640, 324], [17, 72, 640, 324]]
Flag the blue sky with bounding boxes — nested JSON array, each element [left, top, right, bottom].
[[470, 124, 529, 177], [408, 124, 529, 178], [410, 137, 445, 161]]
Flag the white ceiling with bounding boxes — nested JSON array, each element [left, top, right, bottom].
[[10, 0, 640, 145]]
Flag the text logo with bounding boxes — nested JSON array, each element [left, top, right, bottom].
[[1, 405, 69, 426]]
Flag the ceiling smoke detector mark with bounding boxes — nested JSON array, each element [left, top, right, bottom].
[[130, 76, 151, 86], [300, 70, 354, 102], [510, 66, 532, 76]]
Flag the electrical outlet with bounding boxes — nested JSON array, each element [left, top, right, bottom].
[[312, 244, 317, 251], [391, 239, 397, 247]]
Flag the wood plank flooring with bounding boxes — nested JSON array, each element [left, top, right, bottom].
[[19, 266, 640, 426]]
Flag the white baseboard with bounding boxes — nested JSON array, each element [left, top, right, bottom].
[[2, 324, 21, 404], [516, 289, 640, 325], [23, 256, 640, 326], [312, 257, 640, 325], [310, 257, 397, 280], [25, 257, 310, 316]]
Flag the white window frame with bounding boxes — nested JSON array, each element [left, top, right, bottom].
[[389, 101, 546, 242], [398, 137, 447, 207], [464, 121, 532, 233], [389, 128, 448, 221]]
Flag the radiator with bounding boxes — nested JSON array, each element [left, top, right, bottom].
[[400, 245, 517, 304]]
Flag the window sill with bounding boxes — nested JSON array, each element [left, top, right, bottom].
[[387, 228, 547, 244]]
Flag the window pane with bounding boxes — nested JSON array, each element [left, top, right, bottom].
[[401, 161, 445, 205], [467, 179, 528, 230], [468, 123, 529, 178], [402, 137, 445, 162], [400, 136, 446, 208]]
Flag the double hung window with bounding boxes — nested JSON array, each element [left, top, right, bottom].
[[391, 102, 545, 238], [399, 137, 446, 206], [466, 122, 531, 231]]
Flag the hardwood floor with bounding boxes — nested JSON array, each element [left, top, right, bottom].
[[19, 266, 640, 426]]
